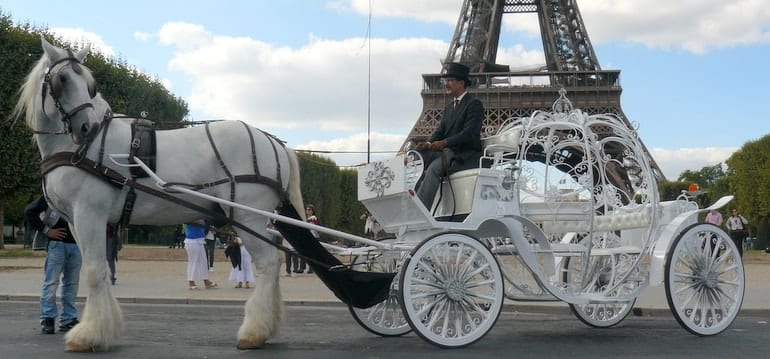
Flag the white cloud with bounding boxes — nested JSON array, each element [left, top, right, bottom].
[[48, 27, 115, 57], [154, 23, 458, 140], [133, 31, 153, 42], [650, 147, 737, 180]]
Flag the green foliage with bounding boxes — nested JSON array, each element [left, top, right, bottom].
[[725, 134, 770, 237], [297, 152, 365, 241]]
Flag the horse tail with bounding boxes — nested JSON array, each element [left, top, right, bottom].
[[286, 148, 306, 221]]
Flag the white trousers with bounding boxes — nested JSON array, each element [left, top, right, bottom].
[[184, 238, 209, 281]]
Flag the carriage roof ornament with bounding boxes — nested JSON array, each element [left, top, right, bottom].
[[551, 88, 573, 114]]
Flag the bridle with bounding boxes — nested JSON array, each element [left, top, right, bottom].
[[34, 51, 97, 140]]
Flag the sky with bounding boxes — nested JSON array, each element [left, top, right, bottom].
[[2, 0, 768, 179]]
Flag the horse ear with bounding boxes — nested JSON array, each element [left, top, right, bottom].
[[41, 36, 61, 62], [74, 43, 91, 63]]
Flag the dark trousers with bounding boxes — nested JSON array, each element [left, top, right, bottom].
[[285, 252, 305, 273], [729, 230, 746, 257], [205, 239, 216, 268]]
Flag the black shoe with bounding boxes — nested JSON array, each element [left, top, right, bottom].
[[59, 318, 79, 332], [41, 318, 55, 334], [111, 277, 116, 285]]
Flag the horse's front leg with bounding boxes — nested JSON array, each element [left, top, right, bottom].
[[64, 217, 123, 352], [237, 241, 283, 349]]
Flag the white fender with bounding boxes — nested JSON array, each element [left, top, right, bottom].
[[649, 195, 733, 286]]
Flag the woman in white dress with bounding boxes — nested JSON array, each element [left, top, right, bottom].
[[226, 237, 255, 288]]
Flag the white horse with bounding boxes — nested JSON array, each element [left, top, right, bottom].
[[12, 37, 305, 352]]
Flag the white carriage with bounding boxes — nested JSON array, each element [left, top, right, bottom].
[[120, 89, 743, 349], [344, 89, 745, 347]]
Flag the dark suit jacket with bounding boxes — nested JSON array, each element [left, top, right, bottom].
[[428, 94, 484, 172]]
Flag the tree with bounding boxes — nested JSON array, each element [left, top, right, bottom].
[[0, 13, 189, 248], [725, 134, 770, 241]]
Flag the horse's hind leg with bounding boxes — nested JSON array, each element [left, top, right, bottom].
[[235, 216, 283, 349], [64, 218, 123, 352]]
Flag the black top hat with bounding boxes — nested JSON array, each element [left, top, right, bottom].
[[441, 62, 470, 82]]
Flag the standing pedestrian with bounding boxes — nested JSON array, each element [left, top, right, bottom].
[[226, 237, 255, 288], [24, 196, 82, 334], [304, 205, 321, 274], [205, 224, 217, 272], [704, 209, 723, 226], [725, 209, 749, 257], [184, 219, 217, 289], [360, 210, 382, 241]]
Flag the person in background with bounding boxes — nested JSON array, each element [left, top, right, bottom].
[[24, 196, 82, 334], [304, 205, 320, 274], [171, 224, 184, 249], [184, 219, 217, 289], [106, 223, 121, 285], [360, 210, 382, 241], [725, 209, 749, 257], [205, 224, 217, 272], [414, 62, 484, 210], [226, 237, 255, 288], [704, 209, 723, 226]]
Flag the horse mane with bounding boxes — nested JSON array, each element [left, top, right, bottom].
[[11, 55, 48, 128]]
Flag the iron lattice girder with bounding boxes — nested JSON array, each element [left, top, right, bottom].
[[446, 0, 599, 72]]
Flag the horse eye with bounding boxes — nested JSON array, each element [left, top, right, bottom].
[[59, 74, 67, 83]]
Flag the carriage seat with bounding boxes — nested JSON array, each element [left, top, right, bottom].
[[482, 126, 521, 155], [431, 168, 480, 219], [522, 202, 651, 233]]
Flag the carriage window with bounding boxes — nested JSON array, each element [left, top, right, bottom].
[[516, 160, 590, 204]]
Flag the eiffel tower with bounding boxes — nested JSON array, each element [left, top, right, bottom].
[[403, 0, 664, 180]]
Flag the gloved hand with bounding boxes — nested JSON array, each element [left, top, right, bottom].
[[428, 140, 447, 152]]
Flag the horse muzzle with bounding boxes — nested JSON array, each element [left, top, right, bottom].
[[72, 110, 101, 145]]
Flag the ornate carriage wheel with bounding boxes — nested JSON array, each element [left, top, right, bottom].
[[665, 223, 745, 336], [348, 238, 411, 337], [399, 233, 504, 348], [563, 256, 636, 328]]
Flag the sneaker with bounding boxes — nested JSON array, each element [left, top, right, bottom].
[[59, 318, 79, 332], [41, 318, 55, 334]]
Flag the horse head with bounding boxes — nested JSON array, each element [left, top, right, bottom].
[[14, 37, 102, 147]]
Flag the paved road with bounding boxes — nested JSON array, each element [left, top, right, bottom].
[[1, 301, 768, 358]]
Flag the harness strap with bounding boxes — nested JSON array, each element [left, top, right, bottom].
[[97, 111, 114, 166], [39, 153, 337, 271], [204, 123, 236, 220]]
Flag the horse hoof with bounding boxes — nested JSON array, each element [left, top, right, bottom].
[[65, 341, 96, 352], [237, 338, 266, 350]]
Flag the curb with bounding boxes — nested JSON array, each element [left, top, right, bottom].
[[3, 294, 767, 317]]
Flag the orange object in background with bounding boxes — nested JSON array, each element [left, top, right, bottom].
[[688, 183, 700, 192]]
